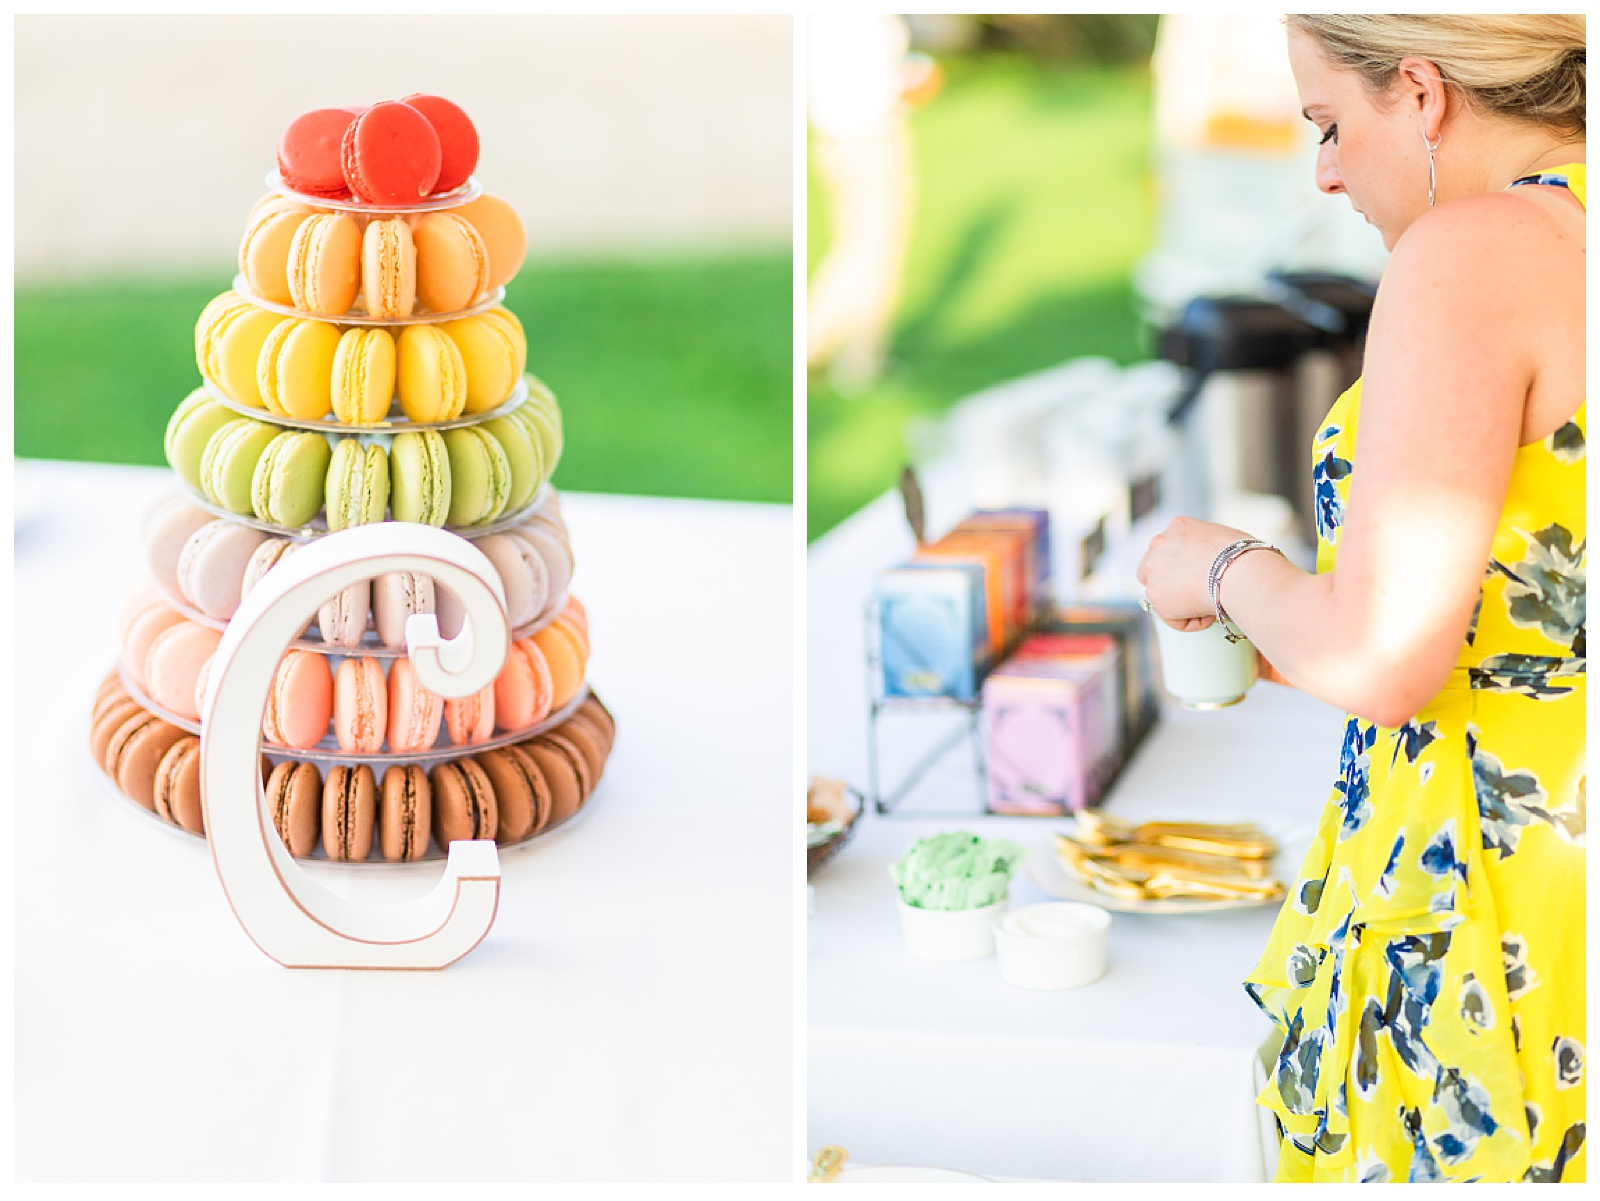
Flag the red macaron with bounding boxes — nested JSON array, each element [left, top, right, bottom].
[[341, 100, 442, 206], [277, 106, 365, 198], [401, 94, 480, 193]]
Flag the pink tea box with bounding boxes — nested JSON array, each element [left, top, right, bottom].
[[1011, 632, 1122, 777], [1051, 604, 1161, 755], [982, 652, 1114, 816]]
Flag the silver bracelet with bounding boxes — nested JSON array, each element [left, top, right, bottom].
[[1206, 539, 1283, 643]]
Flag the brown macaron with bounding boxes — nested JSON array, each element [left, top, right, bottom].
[[107, 711, 191, 811], [578, 694, 616, 749], [91, 696, 147, 768], [322, 763, 377, 862], [153, 736, 205, 834], [537, 730, 594, 799], [523, 737, 583, 826], [561, 711, 612, 776], [92, 679, 133, 723], [567, 705, 614, 759], [430, 758, 498, 847], [380, 763, 432, 862], [93, 667, 125, 711], [265, 760, 322, 858], [475, 745, 550, 843]]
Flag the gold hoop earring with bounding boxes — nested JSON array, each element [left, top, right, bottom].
[[1422, 130, 1442, 206]]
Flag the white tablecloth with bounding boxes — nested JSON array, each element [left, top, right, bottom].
[[806, 463, 1347, 1182], [15, 460, 795, 1183]]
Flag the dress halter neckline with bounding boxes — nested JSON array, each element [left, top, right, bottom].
[[1509, 171, 1572, 190]]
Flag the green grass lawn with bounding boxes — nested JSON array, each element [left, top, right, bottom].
[[808, 56, 1156, 539], [15, 251, 792, 505]]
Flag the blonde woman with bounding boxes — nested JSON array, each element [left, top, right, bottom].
[[1137, 15, 1585, 1183]]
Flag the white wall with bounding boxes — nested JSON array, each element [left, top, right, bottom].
[[15, 14, 793, 280]]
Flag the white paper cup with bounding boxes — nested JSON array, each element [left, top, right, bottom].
[[897, 897, 1006, 961], [993, 902, 1111, 989], [1151, 617, 1258, 709]]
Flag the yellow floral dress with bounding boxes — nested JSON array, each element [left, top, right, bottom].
[[1244, 164, 1587, 1183]]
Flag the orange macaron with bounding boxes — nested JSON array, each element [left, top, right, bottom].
[[493, 637, 554, 731], [531, 621, 586, 711]]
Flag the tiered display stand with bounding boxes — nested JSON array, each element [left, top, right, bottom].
[[93, 163, 609, 966]]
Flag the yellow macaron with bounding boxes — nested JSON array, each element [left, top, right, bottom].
[[396, 324, 467, 423], [196, 293, 285, 409], [258, 317, 341, 421], [440, 307, 526, 415], [331, 328, 397, 425]]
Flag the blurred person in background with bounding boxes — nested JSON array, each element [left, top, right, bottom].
[[807, 14, 937, 393], [1138, 14, 1585, 1183]]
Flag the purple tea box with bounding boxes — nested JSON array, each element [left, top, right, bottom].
[[959, 508, 1052, 620], [982, 657, 1112, 815]]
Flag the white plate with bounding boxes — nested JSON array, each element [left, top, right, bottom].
[[1026, 816, 1314, 915], [836, 1165, 992, 1183]]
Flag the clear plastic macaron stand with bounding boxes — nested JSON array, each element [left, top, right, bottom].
[[95, 152, 611, 969], [201, 524, 507, 969]]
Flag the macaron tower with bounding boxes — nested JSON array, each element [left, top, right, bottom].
[[92, 96, 615, 862]]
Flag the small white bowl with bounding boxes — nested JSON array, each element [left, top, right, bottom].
[[993, 902, 1110, 989], [897, 897, 1006, 961]]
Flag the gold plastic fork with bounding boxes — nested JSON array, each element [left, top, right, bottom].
[[1075, 811, 1277, 858]]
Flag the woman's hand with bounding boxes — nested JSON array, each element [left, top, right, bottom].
[[1135, 516, 1254, 630]]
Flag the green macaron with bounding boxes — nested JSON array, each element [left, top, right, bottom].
[[518, 375, 564, 472], [252, 430, 333, 529], [442, 426, 511, 527], [201, 418, 279, 514], [481, 415, 543, 513], [165, 389, 238, 492], [389, 430, 451, 526], [324, 439, 390, 530]]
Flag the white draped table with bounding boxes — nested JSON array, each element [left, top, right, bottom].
[[806, 468, 1347, 1183], [15, 460, 795, 1183]]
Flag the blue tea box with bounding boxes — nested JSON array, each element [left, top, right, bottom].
[[875, 562, 991, 700]]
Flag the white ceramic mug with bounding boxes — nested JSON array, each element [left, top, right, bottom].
[[1150, 615, 1258, 709]]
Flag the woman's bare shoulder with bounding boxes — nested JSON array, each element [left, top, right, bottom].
[[1386, 189, 1581, 291]]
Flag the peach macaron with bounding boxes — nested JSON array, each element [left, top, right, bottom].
[[493, 638, 553, 731], [445, 683, 495, 746], [335, 657, 388, 753], [386, 657, 444, 753], [262, 650, 334, 750], [144, 621, 224, 721], [122, 602, 188, 691]]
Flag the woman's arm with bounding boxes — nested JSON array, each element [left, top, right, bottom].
[[1140, 194, 1561, 727]]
